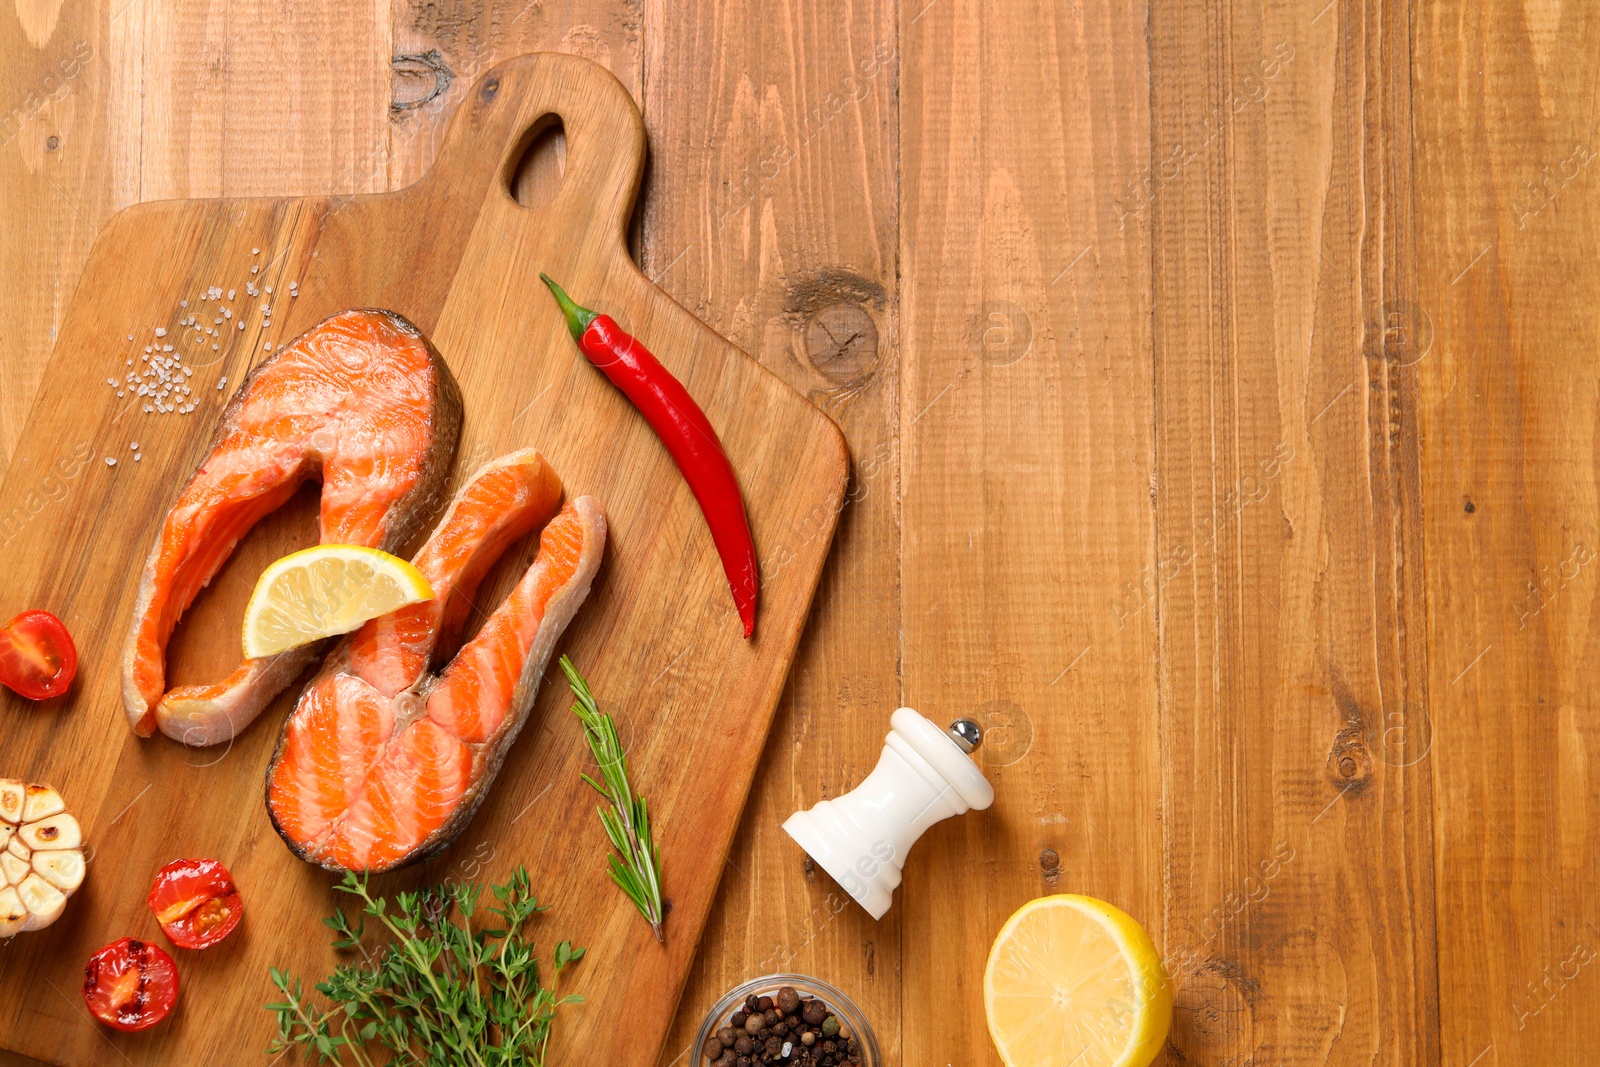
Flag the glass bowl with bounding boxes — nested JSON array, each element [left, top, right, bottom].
[[691, 973, 882, 1067]]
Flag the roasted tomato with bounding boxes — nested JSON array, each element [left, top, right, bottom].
[[0, 610, 77, 700], [147, 857, 242, 949], [83, 937, 179, 1032]]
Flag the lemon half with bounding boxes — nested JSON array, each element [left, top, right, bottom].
[[242, 545, 432, 659], [984, 894, 1172, 1067]]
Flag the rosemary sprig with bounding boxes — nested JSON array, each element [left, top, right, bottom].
[[560, 655, 666, 942], [265, 866, 583, 1067]]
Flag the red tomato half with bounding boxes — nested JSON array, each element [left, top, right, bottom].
[[83, 937, 179, 1032], [0, 610, 77, 700], [147, 858, 243, 950]]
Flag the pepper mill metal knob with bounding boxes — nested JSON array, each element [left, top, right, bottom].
[[782, 708, 995, 920], [948, 718, 982, 753]]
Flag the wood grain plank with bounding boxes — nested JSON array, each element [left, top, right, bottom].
[[1413, 0, 1600, 1061], [898, 0, 1162, 1063], [640, 1, 903, 1064], [0, 7, 112, 473], [1147, 1, 1438, 1061], [386, 0, 642, 190]]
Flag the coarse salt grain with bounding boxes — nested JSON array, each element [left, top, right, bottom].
[[228, 289, 236, 299], [251, 265, 259, 274], [105, 458, 116, 467], [134, 454, 142, 462], [154, 327, 166, 337], [252, 247, 260, 254]]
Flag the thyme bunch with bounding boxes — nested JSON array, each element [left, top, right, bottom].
[[266, 866, 583, 1067]]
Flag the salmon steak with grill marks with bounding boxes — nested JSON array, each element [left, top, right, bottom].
[[120, 309, 463, 747], [266, 449, 606, 872]]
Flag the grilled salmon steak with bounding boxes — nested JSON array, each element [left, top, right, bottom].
[[266, 449, 605, 872], [121, 309, 462, 746]]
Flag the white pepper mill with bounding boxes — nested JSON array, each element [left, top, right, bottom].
[[782, 707, 995, 919]]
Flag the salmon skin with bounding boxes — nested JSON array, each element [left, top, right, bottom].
[[266, 449, 606, 873], [121, 309, 463, 746]]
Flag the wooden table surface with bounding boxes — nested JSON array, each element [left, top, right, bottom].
[[2, 0, 1593, 1064]]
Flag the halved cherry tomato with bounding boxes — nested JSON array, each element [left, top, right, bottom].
[[83, 937, 179, 1032], [0, 610, 77, 700], [147, 857, 242, 949]]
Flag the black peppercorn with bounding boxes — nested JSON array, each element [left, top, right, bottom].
[[746, 994, 762, 1014], [731, 1010, 748, 1028], [777, 986, 801, 1014], [735, 1034, 756, 1055], [757, 995, 774, 1013]]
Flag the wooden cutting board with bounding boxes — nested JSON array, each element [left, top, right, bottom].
[[0, 52, 846, 1066]]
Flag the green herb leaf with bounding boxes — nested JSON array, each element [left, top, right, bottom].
[[263, 865, 581, 1067], [560, 655, 667, 942]]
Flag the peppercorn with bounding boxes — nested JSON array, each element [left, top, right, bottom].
[[777, 986, 801, 1014], [837, 1023, 851, 1041], [732, 1010, 748, 1028], [744, 1013, 766, 1035], [802, 1000, 827, 1026], [703, 1035, 726, 1060], [757, 995, 774, 1012], [715, 1052, 735, 1067], [822, 1015, 840, 1038], [800, 1031, 816, 1047]]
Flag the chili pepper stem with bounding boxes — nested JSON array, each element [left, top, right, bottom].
[[540, 274, 598, 342]]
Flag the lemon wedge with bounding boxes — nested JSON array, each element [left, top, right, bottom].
[[242, 545, 432, 659], [984, 894, 1172, 1067]]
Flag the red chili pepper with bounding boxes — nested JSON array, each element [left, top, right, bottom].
[[542, 275, 758, 638]]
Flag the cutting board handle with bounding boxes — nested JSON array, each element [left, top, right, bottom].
[[431, 52, 646, 247]]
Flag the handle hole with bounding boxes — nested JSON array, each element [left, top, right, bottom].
[[506, 114, 567, 210]]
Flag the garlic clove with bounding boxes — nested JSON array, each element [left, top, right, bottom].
[[0, 852, 26, 886], [16, 873, 65, 931], [0, 887, 26, 938], [32, 850, 84, 893], [18, 814, 80, 852], [6, 836, 26, 862], [0, 781, 23, 824], [20, 785, 64, 824]]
